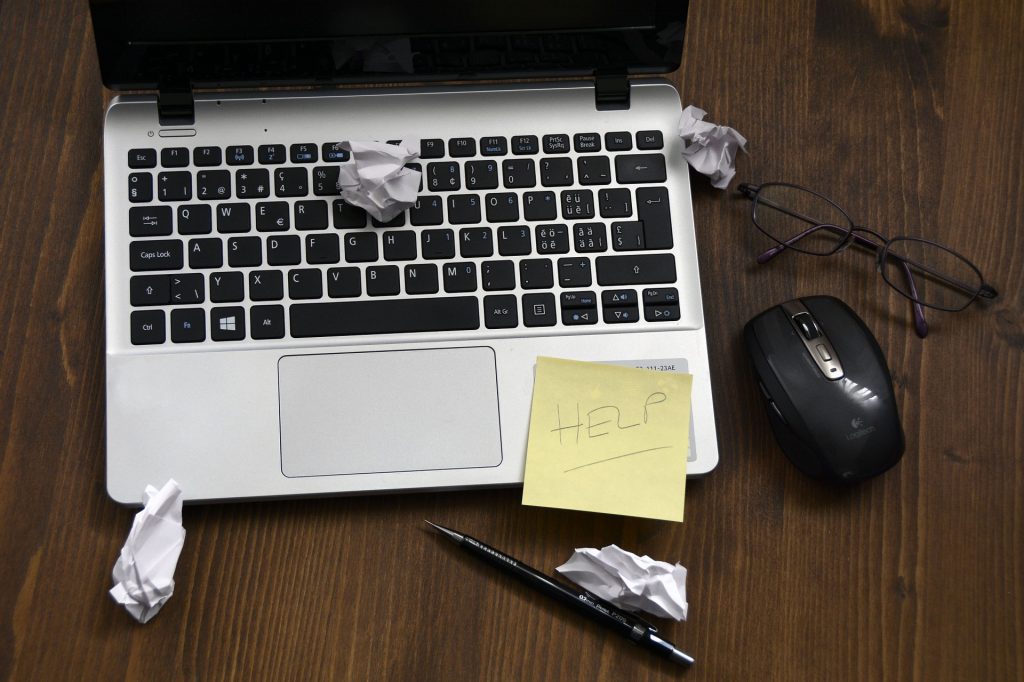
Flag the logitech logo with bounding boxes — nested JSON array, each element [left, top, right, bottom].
[[846, 416, 875, 441]]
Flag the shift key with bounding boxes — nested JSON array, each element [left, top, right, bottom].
[[636, 187, 673, 249], [596, 254, 676, 285], [614, 154, 667, 184], [130, 240, 183, 271]]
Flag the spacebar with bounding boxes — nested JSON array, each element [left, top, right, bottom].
[[290, 297, 480, 337]]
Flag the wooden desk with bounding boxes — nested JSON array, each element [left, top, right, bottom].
[[1, 1, 1021, 679]]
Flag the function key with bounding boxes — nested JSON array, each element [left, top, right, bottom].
[[420, 139, 445, 159], [193, 146, 223, 167], [512, 135, 539, 155], [542, 134, 571, 154], [226, 145, 254, 165], [604, 131, 633, 151], [128, 148, 156, 168], [573, 133, 601, 153], [290, 143, 318, 163], [258, 144, 286, 164], [161, 147, 189, 167], [480, 136, 508, 156], [448, 137, 477, 157], [636, 130, 664, 150], [322, 142, 350, 162]]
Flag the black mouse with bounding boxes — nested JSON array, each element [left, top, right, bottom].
[[743, 296, 904, 481]]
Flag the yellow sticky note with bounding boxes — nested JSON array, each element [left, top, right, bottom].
[[522, 357, 692, 522]]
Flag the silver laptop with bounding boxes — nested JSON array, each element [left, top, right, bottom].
[[92, 0, 720, 504]]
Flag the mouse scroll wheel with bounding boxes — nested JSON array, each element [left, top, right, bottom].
[[792, 312, 822, 340]]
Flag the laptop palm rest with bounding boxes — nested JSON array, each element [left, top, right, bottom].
[[278, 347, 503, 477]]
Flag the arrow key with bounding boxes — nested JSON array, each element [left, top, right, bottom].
[[644, 304, 681, 322]]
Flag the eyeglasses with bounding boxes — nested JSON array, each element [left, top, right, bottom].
[[738, 182, 998, 338]]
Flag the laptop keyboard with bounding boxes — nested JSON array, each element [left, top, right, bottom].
[[124, 132, 682, 345]]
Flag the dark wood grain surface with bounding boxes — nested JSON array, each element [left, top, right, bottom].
[[1, 1, 1022, 680]]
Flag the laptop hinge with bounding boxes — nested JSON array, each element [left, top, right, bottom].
[[594, 70, 630, 111], [158, 86, 195, 126]]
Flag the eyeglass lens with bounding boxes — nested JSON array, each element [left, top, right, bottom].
[[753, 184, 853, 255], [880, 237, 983, 311]]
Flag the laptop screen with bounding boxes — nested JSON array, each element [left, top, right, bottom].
[[90, 0, 687, 90]]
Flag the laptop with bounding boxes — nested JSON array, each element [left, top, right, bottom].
[[91, 0, 720, 504]]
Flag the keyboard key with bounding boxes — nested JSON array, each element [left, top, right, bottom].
[[228, 236, 262, 267], [170, 308, 206, 342], [404, 264, 439, 294], [410, 195, 443, 225], [306, 233, 340, 264], [480, 136, 508, 156], [170, 274, 204, 304], [128, 148, 156, 168], [523, 191, 557, 221], [321, 143, 350, 162], [226, 145, 254, 165], [295, 200, 329, 230], [519, 258, 553, 289], [130, 310, 165, 345], [420, 139, 445, 159], [210, 306, 246, 341], [290, 297, 480, 337], [421, 229, 456, 259], [447, 194, 481, 224], [596, 254, 676, 285], [327, 267, 361, 297], [372, 214, 407, 230], [313, 166, 341, 196], [603, 289, 639, 306], [288, 269, 323, 299], [557, 257, 593, 287], [258, 144, 286, 165], [645, 304, 680, 322], [256, 201, 290, 231], [573, 133, 601, 153], [511, 135, 539, 155], [561, 291, 598, 325], [577, 156, 612, 185], [383, 231, 417, 260], [523, 292, 557, 327], [482, 260, 515, 290], [130, 275, 170, 306], [161, 147, 189, 168], [459, 227, 493, 257], [561, 190, 595, 219], [536, 224, 570, 254], [465, 160, 499, 190], [484, 294, 518, 329], [194, 147, 222, 167], [128, 173, 152, 203], [156, 171, 192, 201], [604, 132, 633, 151], [611, 221, 645, 251], [643, 287, 680, 305], [636, 186, 673, 249], [290, 143, 318, 163], [344, 232, 378, 262], [615, 154, 667, 184], [443, 262, 477, 293], [235, 168, 270, 198], [249, 270, 284, 300], [502, 159, 536, 188], [332, 200, 367, 228], [542, 134, 570, 154], [129, 206, 173, 237], [636, 130, 664, 150], [540, 158, 573, 187], [604, 304, 639, 323], [497, 225, 531, 256], [216, 203, 251, 233], [573, 222, 607, 252], [250, 305, 285, 339], [197, 170, 231, 200], [274, 168, 308, 197], [479, 192, 515, 223], [177, 204, 211, 234], [209, 271, 243, 302], [599, 188, 633, 218], [427, 162, 461, 191], [130, 239, 183, 271], [448, 137, 476, 157], [267, 235, 301, 265], [366, 265, 400, 296]]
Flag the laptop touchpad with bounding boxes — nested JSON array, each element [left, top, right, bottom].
[[278, 347, 503, 477]]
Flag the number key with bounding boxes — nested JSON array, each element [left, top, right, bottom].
[[196, 170, 231, 200]]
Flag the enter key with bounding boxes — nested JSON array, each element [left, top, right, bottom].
[[636, 187, 673, 250]]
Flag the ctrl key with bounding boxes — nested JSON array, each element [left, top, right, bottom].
[[130, 310, 165, 345]]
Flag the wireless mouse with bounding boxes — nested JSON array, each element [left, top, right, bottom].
[[743, 296, 905, 481]]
